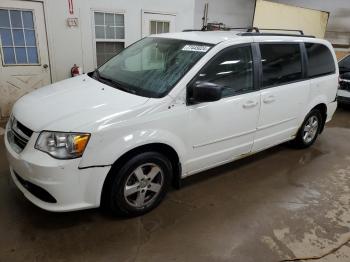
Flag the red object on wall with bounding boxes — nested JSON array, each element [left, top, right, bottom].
[[68, 0, 74, 15], [71, 64, 80, 77]]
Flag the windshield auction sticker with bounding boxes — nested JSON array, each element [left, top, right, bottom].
[[182, 45, 210, 52]]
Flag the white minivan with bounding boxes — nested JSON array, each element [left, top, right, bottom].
[[5, 28, 338, 216]]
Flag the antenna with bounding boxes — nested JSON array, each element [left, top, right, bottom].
[[202, 3, 209, 30]]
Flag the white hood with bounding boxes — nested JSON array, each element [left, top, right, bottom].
[[12, 75, 150, 132]]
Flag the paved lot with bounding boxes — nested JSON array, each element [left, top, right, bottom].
[[0, 106, 350, 262]]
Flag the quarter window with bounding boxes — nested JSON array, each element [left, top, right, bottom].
[[0, 9, 39, 65], [260, 44, 302, 88], [305, 43, 335, 77], [194, 45, 254, 98], [94, 12, 125, 66]]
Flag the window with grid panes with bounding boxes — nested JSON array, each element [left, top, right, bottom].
[[94, 12, 125, 66], [149, 21, 170, 63], [0, 9, 39, 65]]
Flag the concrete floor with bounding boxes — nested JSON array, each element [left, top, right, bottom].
[[1, 106, 350, 262]]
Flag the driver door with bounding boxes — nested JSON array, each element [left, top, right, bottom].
[[185, 44, 261, 174]]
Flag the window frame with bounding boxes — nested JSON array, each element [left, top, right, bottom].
[[304, 42, 336, 79], [256, 42, 306, 90], [92, 9, 126, 67], [0, 7, 40, 66], [150, 20, 170, 34], [186, 43, 260, 105]]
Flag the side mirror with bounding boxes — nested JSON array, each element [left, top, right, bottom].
[[190, 82, 223, 103]]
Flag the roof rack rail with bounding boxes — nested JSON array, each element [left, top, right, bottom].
[[258, 28, 304, 35], [239, 28, 315, 38], [182, 26, 315, 38], [225, 27, 260, 32], [182, 29, 205, 32], [238, 32, 315, 38], [183, 26, 259, 33]]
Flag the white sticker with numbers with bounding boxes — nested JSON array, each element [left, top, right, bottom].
[[182, 45, 210, 52]]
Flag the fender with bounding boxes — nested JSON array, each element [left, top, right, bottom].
[[79, 127, 187, 169]]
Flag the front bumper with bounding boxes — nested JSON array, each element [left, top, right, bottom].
[[4, 127, 111, 212]]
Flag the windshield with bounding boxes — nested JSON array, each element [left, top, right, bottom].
[[95, 37, 213, 98], [339, 55, 350, 74]]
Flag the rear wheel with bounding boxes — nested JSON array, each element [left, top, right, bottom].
[[291, 109, 322, 149], [102, 152, 172, 217]]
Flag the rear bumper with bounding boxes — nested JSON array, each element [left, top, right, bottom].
[[4, 127, 111, 212]]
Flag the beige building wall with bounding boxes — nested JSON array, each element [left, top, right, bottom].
[[253, 0, 329, 38]]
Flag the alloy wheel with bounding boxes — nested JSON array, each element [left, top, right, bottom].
[[303, 115, 319, 144], [123, 163, 164, 208]]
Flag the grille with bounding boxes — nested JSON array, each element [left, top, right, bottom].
[[7, 117, 33, 153]]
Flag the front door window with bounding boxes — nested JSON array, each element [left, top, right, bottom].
[[192, 45, 254, 98]]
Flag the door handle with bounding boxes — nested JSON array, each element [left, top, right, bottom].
[[43, 64, 49, 69], [243, 100, 258, 109], [263, 95, 276, 104]]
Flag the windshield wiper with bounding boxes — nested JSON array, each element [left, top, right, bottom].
[[98, 74, 137, 95], [91, 69, 136, 94]]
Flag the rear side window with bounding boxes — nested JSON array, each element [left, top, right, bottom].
[[305, 43, 335, 77], [260, 43, 302, 88]]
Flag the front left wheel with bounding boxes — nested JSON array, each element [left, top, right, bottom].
[[102, 152, 173, 217]]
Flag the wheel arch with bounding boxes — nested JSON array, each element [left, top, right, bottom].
[[100, 142, 182, 207], [302, 97, 328, 134], [312, 103, 327, 133]]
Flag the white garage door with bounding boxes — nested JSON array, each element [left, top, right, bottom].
[[0, 0, 51, 120]]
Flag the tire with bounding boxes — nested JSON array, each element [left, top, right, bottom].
[[102, 152, 173, 217], [291, 109, 323, 149]]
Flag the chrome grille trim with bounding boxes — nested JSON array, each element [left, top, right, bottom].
[[7, 117, 33, 153]]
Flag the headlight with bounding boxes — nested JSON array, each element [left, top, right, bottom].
[[35, 131, 90, 159]]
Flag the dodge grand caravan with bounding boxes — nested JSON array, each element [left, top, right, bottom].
[[5, 28, 338, 216]]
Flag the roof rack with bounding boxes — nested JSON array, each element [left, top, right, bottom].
[[238, 28, 315, 38], [259, 28, 304, 35], [182, 29, 205, 32], [182, 26, 259, 33], [182, 26, 315, 38], [239, 32, 315, 38], [225, 27, 260, 32]]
